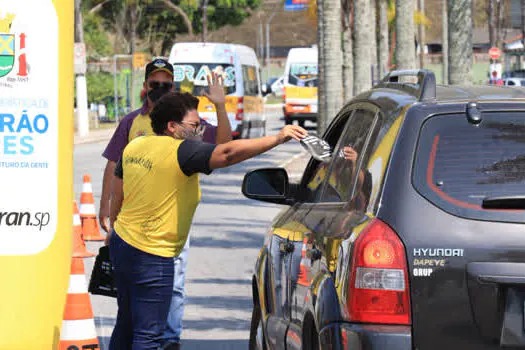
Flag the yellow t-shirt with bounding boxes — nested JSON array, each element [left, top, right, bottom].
[[114, 136, 215, 257]]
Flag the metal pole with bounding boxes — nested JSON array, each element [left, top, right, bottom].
[[266, 10, 278, 81], [114, 55, 118, 124], [442, 0, 448, 84]]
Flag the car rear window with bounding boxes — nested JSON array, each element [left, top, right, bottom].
[[413, 112, 525, 223]]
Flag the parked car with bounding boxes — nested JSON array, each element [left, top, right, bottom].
[[262, 76, 285, 98], [244, 69, 525, 349], [503, 77, 525, 87]]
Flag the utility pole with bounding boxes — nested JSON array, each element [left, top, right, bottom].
[[202, 0, 209, 43], [74, 0, 89, 136], [266, 8, 278, 81], [442, 0, 448, 84], [418, 0, 425, 68]]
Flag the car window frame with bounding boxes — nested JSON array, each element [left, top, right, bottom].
[[316, 104, 381, 204], [297, 102, 381, 204]]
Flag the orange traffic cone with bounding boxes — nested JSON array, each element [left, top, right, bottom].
[[297, 236, 311, 287], [73, 201, 95, 258], [80, 174, 105, 241], [59, 258, 100, 349]]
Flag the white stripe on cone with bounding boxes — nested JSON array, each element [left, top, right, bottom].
[[67, 275, 88, 294], [82, 183, 93, 193], [60, 319, 97, 341], [79, 204, 96, 215], [73, 213, 82, 226]]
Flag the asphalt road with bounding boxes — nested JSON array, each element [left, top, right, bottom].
[[74, 107, 313, 349]]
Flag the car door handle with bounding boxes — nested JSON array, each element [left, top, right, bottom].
[[307, 248, 322, 261]]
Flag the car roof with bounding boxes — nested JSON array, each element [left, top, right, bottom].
[[354, 83, 525, 109]]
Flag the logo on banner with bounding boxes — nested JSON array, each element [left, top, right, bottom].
[[0, 13, 29, 83]]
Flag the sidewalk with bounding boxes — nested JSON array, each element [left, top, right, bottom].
[[74, 127, 115, 145]]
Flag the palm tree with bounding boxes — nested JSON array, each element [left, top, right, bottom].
[[378, 0, 389, 78], [395, 0, 416, 70], [320, 0, 343, 132], [370, 0, 378, 83], [342, 0, 353, 101], [448, 0, 472, 84], [354, 0, 372, 94]]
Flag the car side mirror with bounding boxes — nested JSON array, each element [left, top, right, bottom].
[[261, 83, 271, 96], [242, 168, 293, 205]]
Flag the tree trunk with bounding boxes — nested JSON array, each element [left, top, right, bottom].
[[395, 0, 416, 70], [370, 0, 378, 83], [317, 0, 326, 135], [130, 5, 138, 109], [442, 0, 448, 84], [342, 0, 353, 101], [418, 0, 425, 68], [354, 0, 372, 94], [488, 0, 495, 48], [378, 0, 389, 79], [522, 0, 525, 49], [202, 0, 209, 43], [323, 0, 343, 126], [448, 0, 472, 84], [159, 0, 194, 37], [496, 0, 504, 49], [74, 0, 84, 43]]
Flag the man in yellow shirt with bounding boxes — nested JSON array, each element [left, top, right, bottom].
[[107, 80, 307, 349]]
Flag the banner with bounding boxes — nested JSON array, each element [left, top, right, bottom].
[[0, 0, 74, 347], [284, 0, 308, 11]]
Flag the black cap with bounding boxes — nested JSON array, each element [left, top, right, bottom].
[[145, 58, 174, 81]]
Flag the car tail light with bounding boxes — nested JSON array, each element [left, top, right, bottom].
[[348, 218, 411, 325], [235, 97, 244, 121]]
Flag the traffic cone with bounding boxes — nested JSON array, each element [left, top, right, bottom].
[[79, 174, 105, 241], [73, 200, 95, 258], [59, 258, 100, 350], [297, 237, 311, 287]]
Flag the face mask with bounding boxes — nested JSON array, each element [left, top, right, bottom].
[[147, 85, 171, 103], [173, 125, 205, 141]]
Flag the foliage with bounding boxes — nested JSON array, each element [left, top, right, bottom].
[[83, 13, 112, 58], [85, 72, 115, 104]]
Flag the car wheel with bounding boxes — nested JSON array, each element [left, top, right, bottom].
[[285, 117, 292, 125], [298, 120, 305, 128], [249, 301, 266, 350]]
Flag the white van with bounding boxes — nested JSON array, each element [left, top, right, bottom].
[[283, 47, 318, 127], [168, 42, 265, 139]]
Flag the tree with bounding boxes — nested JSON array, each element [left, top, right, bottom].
[[395, 0, 416, 70], [448, 0, 472, 84], [354, 0, 372, 94], [321, 0, 343, 132], [84, 13, 112, 58], [378, 0, 389, 78], [341, 0, 353, 101], [316, 0, 326, 135]]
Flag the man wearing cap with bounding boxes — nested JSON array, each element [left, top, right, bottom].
[[100, 58, 232, 346]]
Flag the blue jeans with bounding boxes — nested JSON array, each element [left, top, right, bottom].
[[109, 232, 174, 350], [163, 236, 190, 345]]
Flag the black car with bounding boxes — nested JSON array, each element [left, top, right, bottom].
[[243, 69, 525, 349]]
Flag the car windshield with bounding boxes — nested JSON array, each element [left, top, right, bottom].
[[288, 63, 318, 87], [172, 63, 236, 95]]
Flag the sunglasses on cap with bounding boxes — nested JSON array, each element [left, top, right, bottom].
[[148, 81, 174, 90]]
